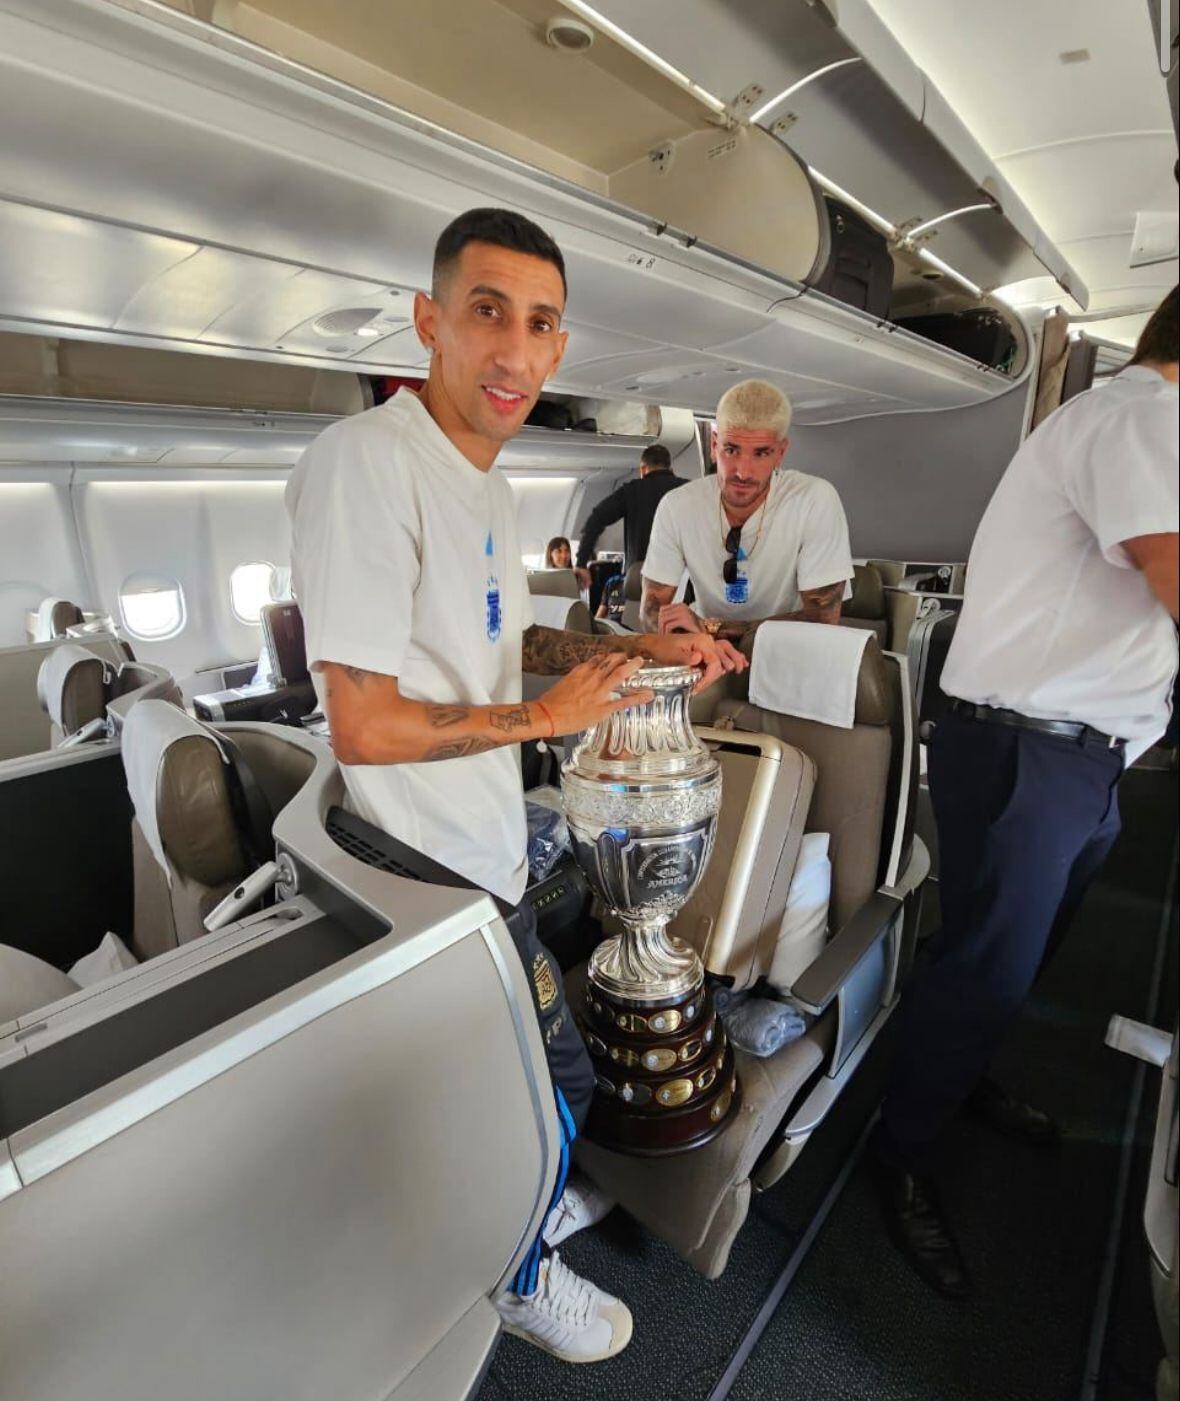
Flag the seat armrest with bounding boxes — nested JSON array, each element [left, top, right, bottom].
[[791, 890, 902, 1015]]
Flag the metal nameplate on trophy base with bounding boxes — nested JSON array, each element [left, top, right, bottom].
[[562, 664, 740, 1156]]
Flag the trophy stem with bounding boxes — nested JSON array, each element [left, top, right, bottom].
[[588, 921, 703, 1005]]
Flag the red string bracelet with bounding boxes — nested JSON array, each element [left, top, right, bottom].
[[534, 699, 556, 738]]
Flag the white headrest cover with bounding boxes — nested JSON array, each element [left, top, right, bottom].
[[749, 621, 871, 730], [32, 597, 68, 642], [36, 643, 110, 732], [530, 594, 579, 630], [121, 700, 226, 883]]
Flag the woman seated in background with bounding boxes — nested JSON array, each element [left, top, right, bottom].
[[545, 536, 573, 569]]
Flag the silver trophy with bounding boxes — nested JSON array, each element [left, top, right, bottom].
[[562, 664, 739, 1155]]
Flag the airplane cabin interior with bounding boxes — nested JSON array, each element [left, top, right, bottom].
[[0, 2, 1176, 1399]]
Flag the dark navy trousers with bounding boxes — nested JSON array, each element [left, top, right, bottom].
[[882, 708, 1124, 1167]]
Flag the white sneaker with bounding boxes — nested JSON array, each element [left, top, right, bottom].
[[542, 1173, 615, 1248], [496, 1252, 633, 1364]]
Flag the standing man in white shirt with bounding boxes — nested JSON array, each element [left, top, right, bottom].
[[640, 380, 853, 642], [287, 207, 744, 1365], [873, 287, 1180, 1300]]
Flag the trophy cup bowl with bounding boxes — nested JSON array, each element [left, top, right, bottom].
[[562, 664, 740, 1156]]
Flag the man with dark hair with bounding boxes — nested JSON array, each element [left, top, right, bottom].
[[573, 442, 686, 584], [872, 285, 1178, 1300], [288, 207, 744, 1363]]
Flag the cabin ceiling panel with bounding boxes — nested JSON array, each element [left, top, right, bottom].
[[554, 322, 663, 370], [113, 246, 303, 339], [0, 202, 198, 334]]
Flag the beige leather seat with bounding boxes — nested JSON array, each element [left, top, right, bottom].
[[574, 633, 928, 1278], [37, 647, 180, 747], [26, 597, 84, 642], [121, 701, 262, 961], [36, 644, 109, 746], [841, 562, 888, 646]]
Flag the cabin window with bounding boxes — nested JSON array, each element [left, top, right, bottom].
[[230, 561, 278, 625], [119, 574, 186, 640]]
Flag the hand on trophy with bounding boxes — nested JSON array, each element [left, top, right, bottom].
[[542, 653, 655, 735], [641, 633, 747, 693]]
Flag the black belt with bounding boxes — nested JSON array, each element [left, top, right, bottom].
[[948, 699, 1125, 750]]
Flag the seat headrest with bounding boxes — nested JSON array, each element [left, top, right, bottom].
[[36, 643, 111, 735], [121, 700, 242, 886], [749, 622, 892, 728], [527, 569, 580, 599], [31, 597, 84, 642], [530, 593, 584, 631], [842, 563, 885, 619], [624, 562, 643, 601]]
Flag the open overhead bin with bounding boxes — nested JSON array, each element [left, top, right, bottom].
[[0, 0, 1035, 423], [574, 0, 1087, 311]]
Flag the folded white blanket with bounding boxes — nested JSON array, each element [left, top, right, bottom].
[[749, 621, 870, 729]]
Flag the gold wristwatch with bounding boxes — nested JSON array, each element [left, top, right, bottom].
[[700, 617, 724, 637]]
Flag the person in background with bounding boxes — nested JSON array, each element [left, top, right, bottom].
[[544, 536, 572, 569], [288, 205, 744, 1365], [641, 380, 853, 642], [573, 443, 685, 588], [872, 285, 1179, 1301]]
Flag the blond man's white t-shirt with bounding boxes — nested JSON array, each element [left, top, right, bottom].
[[287, 389, 534, 903], [643, 470, 853, 620]]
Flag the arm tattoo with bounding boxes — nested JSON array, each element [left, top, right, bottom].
[[489, 703, 532, 733], [522, 624, 629, 675], [424, 736, 498, 761], [426, 704, 470, 728]]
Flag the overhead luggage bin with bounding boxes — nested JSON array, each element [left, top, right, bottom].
[[0, 0, 1035, 425], [576, 0, 1088, 309]]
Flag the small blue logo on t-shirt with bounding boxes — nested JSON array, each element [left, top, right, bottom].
[[484, 532, 502, 642], [725, 546, 750, 606]]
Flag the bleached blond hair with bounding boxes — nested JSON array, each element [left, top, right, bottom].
[[715, 379, 792, 439]]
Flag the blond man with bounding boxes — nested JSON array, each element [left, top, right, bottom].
[[641, 380, 853, 641]]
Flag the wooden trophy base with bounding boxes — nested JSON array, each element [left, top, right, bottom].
[[576, 975, 741, 1157]]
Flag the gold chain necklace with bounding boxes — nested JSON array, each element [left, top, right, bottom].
[[719, 485, 769, 561]]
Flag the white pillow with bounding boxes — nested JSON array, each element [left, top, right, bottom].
[[0, 944, 80, 1024], [68, 932, 140, 988], [767, 832, 832, 995]]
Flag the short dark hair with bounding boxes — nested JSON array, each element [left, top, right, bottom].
[[1130, 285, 1178, 367], [641, 444, 672, 470], [432, 207, 567, 301]]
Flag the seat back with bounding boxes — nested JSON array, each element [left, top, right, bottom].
[[121, 701, 256, 960], [36, 644, 112, 745], [620, 561, 644, 632], [841, 563, 887, 645], [527, 568, 580, 600], [717, 636, 894, 933], [26, 597, 85, 642]]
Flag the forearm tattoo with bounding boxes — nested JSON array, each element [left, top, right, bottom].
[[489, 703, 532, 733], [521, 624, 630, 675], [424, 736, 498, 761]]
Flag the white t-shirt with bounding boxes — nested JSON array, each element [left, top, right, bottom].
[[286, 389, 534, 903], [942, 366, 1179, 740], [642, 471, 853, 621]]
